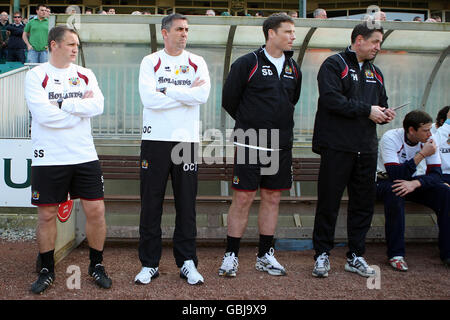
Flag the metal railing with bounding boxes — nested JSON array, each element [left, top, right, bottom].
[[0, 67, 30, 139]]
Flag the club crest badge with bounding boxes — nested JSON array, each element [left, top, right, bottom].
[[233, 176, 240, 185], [141, 160, 149, 169], [68, 77, 80, 86], [284, 65, 292, 75], [32, 191, 40, 200], [180, 65, 190, 74], [365, 69, 374, 79]]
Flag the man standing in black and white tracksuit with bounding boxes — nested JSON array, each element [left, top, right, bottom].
[[311, 22, 396, 279], [220, 14, 301, 278], [135, 13, 210, 286]]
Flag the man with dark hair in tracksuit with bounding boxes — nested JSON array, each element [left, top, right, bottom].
[[377, 110, 450, 270], [311, 22, 396, 278], [219, 13, 302, 278]]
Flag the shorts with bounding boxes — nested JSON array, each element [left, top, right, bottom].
[[31, 160, 104, 206], [231, 146, 292, 191]]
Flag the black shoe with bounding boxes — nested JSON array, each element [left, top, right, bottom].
[[88, 264, 112, 289], [31, 268, 54, 294], [443, 258, 450, 268]]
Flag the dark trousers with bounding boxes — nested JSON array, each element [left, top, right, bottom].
[[7, 49, 25, 64], [139, 140, 199, 268], [313, 148, 377, 259], [0, 46, 6, 63], [377, 180, 450, 260], [443, 174, 450, 185]]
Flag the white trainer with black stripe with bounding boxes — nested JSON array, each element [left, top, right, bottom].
[[219, 252, 239, 277], [134, 266, 159, 284], [180, 260, 204, 285], [344, 254, 376, 277], [312, 252, 330, 278], [255, 248, 286, 276]]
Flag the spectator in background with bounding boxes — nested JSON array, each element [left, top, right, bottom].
[[23, 4, 49, 63], [413, 16, 422, 22], [45, 6, 51, 18], [373, 11, 386, 21], [131, 11, 142, 15], [6, 12, 26, 63], [65, 5, 80, 15], [288, 11, 298, 18], [255, 11, 264, 17], [0, 11, 9, 63], [23, 17, 28, 24], [107, 8, 116, 15], [432, 15, 442, 22], [221, 12, 231, 16], [98, 10, 107, 15], [206, 9, 215, 16], [85, 9, 93, 14], [425, 18, 437, 22], [313, 8, 327, 19], [143, 11, 152, 15]]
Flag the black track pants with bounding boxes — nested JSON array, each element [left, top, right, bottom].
[[312, 148, 377, 259], [138, 140, 199, 268]]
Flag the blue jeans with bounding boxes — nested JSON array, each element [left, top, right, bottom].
[[27, 49, 48, 63]]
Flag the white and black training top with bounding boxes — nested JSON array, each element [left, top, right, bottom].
[[139, 49, 211, 143], [25, 62, 104, 166], [377, 128, 441, 176], [435, 120, 450, 175]]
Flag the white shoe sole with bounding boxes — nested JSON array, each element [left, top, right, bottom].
[[344, 263, 375, 277], [312, 268, 329, 278], [255, 263, 286, 276], [219, 269, 237, 277], [134, 271, 159, 285], [180, 273, 204, 285]]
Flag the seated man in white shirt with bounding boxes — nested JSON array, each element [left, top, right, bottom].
[[376, 110, 450, 270], [434, 106, 450, 185]]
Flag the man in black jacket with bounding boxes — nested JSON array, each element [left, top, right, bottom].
[[220, 13, 301, 278], [6, 12, 26, 63], [311, 22, 396, 278], [0, 11, 9, 63]]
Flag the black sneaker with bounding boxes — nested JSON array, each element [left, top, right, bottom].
[[31, 268, 55, 294], [443, 258, 450, 268], [88, 264, 112, 289]]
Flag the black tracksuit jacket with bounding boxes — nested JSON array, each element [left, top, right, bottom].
[[312, 46, 389, 155], [222, 46, 302, 150]]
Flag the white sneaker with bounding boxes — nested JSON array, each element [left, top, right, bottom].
[[180, 260, 204, 285], [344, 254, 376, 277], [134, 267, 159, 284], [312, 252, 330, 278], [219, 252, 239, 277], [255, 248, 286, 276]]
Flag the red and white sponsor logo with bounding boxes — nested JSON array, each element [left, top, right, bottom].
[[58, 199, 74, 223]]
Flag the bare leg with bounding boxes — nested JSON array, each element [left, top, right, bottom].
[[36, 206, 58, 253], [82, 199, 106, 251], [258, 189, 281, 235], [227, 190, 256, 237]]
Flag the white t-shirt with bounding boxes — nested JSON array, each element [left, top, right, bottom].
[[377, 128, 441, 176], [434, 121, 450, 174], [264, 48, 285, 78], [139, 49, 211, 143], [25, 62, 104, 166]]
